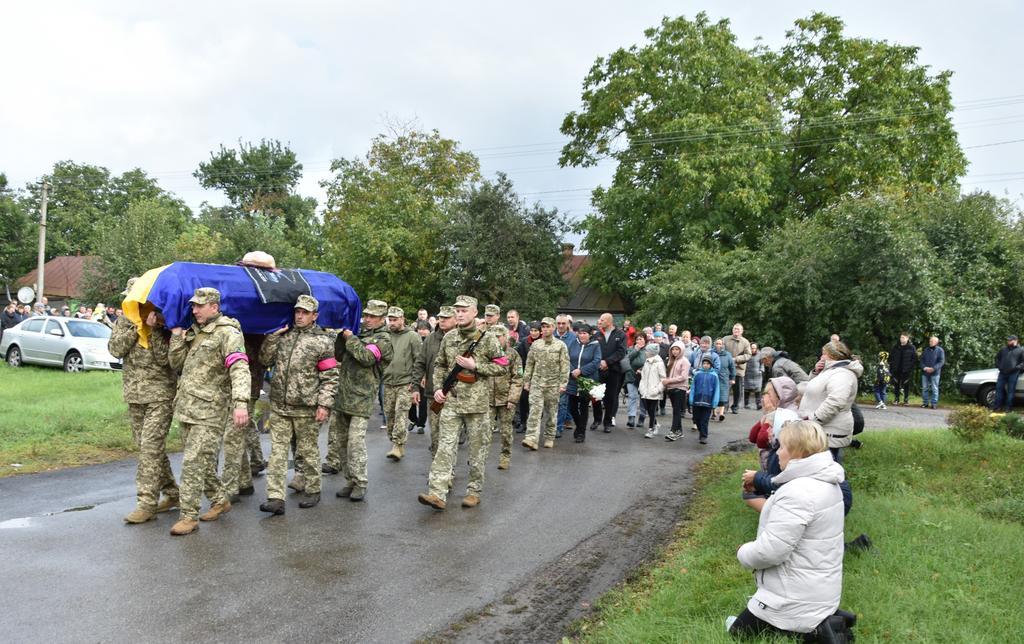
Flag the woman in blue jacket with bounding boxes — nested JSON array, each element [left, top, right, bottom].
[[567, 324, 602, 443], [714, 338, 736, 422]]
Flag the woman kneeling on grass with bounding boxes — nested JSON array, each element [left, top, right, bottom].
[[730, 420, 845, 640]]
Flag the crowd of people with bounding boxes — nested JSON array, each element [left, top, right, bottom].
[[1, 297, 122, 344]]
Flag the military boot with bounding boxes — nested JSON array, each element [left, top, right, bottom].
[[299, 493, 321, 508], [385, 443, 402, 461], [287, 475, 306, 493], [336, 486, 353, 498], [462, 495, 480, 508], [397, 443, 405, 459], [543, 439, 555, 449], [321, 463, 339, 475], [497, 455, 510, 470], [199, 501, 231, 522], [259, 499, 285, 515], [170, 517, 198, 536], [349, 487, 366, 502], [417, 493, 446, 510], [123, 508, 156, 524], [238, 485, 255, 496], [155, 495, 179, 513], [521, 438, 538, 451]]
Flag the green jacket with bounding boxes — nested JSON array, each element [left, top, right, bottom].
[[334, 322, 393, 417], [412, 326, 445, 394], [524, 336, 569, 389], [624, 347, 647, 385], [168, 314, 251, 425], [383, 327, 421, 386], [432, 324, 505, 415], [259, 323, 339, 416], [107, 316, 177, 404], [490, 348, 524, 406]]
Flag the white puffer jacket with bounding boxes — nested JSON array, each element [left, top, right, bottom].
[[737, 450, 846, 633], [798, 360, 863, 448], [638, 355, 666, 400]]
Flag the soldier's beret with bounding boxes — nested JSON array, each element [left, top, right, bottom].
[[437, 306, 455, 318], [484, 304, 500, 316], [387, 306, 405, 319], [454, 294, 478, 308], [541, 316, 556, 326], [189, 287, 221, 305], [295, 294, 319, 312], [363, 300, 388, 317]]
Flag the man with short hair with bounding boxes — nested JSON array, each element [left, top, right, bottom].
[[994, 335, 1024, 412], [331, 300, 393, 502], [553, 314, 577, 435], [722, 323, 752, 414], [256, 295, 339, 515], [667, 324, 679, 345], [418, 296, 506, 510], [522, 317, 569, 450], [382, 307, 421, 461], [920, 336, 945, 409], [417, 308, 429, 322], [506, 309, 529, 342], [1, 301, 18, 343], [593, 313, 627, 432], [887, 333, 917, 406], [167, 288, 251, 536], [412, 306, 456, 456]]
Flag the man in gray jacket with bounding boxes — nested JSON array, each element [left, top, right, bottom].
[[758, 347, 810, 383]]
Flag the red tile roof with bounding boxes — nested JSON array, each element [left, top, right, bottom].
[[16, 255, 100, 299], [560, 253, 629, 314]]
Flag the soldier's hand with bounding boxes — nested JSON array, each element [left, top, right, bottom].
[[171, 327, 184, 335], [420, 377, 426, 388], [507, 402, 515, 411], [274, 325, 289, 335], [559, 386, 566, 394], [342, 329, 354, 339], [455, 355, 476, 370], [315, 406, 330, 423], [523, 382, 530, 392], [411, 391, 421, 405], [433, 390, 447, 404], [233, 408, 249, 428], [145, 311, 160, 328]]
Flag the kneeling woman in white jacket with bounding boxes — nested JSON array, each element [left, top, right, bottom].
[[730, 420, 845, 639]]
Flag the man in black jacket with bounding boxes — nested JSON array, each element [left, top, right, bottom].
[[888, 333, 917, 406], [994, 335, 1024, 412], [592, 313, 627, 432]]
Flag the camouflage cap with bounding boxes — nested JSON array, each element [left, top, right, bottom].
[[121, 277, 138, 297], [189, 287, 221, 305], [437, 305, 455, 318], [387, 306, 405, 319], [294, 294, 319, 312], [541, 316, 556, 326], [491, 324, 508, 337], [484, 304, 500, 316], [363, 299, 388, 317], [454, 294, 478, 308]]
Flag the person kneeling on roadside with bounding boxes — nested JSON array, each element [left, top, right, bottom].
[[729, 420, 849, 640], [742, 377, 801, 511]]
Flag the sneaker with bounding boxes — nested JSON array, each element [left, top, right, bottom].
[[665, 430, 684, 442], [699, 438, 708, 444], [920, 403, 928, 408], [879, 403, 887, 410], [637, 416, 646, 426], [644, 425, 660, 439], [930, 404, 937, 409], [610, 417, 616, 427], [626, 417, 636, 428], [874, 402, 883, 409], [725, 616, 737, 632], [417, 426, 425, 434]]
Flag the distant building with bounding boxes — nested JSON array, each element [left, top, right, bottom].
[[558, 244, 630, 325], [15, 255, 100, 303]]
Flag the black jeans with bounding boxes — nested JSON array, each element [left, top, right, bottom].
[[569, 393, 590, 440], [729, 608, 816, 641], [593, 370, 625, 427], [667, 388, 687, 432], [731, 379, 743, 411], [892, 371, 912, 403], [517, 395, 530, 430], [408, 386, 428, 426], [643, 399, 659, 428]]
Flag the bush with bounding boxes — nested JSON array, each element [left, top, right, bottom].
[[946, 405, 993, 442], [992, 413, 1024, 440]]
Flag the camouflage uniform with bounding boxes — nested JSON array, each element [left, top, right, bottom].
[[168, 293, 251, 522], [258, 305, 339, 501], [412, 307, 453, 456], [489, 328, 524, 462], [524, 322, 570, 445], [382, 307, 421, 449], [427, 298, 506, 502], [330, 300, 393, 493], [108, 315, 178, 513], [220, 334, 265, 497]]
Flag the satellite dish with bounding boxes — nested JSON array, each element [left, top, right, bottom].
[[17, 286, 35, 304]]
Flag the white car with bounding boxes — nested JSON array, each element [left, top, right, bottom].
[[957, 368, 1024, 407], [1, 316, 122, 372]]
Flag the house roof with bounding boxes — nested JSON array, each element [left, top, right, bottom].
[[16, 255, 100, 299], [559, 251, 628, 314]]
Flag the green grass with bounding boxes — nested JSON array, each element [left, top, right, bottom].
[[856, 391, 974, 410], [575, 430, 1024, 643], [0, 362, 181, 476]]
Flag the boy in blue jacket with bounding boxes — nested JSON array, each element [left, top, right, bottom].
[[688, 357, 720, 445]]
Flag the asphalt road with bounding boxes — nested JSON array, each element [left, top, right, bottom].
[[0, 403, 945, 643]]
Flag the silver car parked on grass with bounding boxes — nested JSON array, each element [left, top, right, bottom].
[[1, 316, 122, 372]]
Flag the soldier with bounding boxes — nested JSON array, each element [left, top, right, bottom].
[[107, 285, 180, 524], [522, 317, 569, 450], [483, 304, 501, 331], [257, 295, 339, 515], [489, 325, 523, 470], [382, 307, 421, 461], [417, 295, 506, 511], [220, 334, 264, 502], [167, 288, 251, 536], [331, 299, 393, 502], [412, 305, 456, 457]]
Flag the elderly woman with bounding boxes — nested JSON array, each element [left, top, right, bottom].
[[624, 334, 649, 428], [567, 324, 602, 443], [798, 341, 863, 463], [730, 420, 846, 639]]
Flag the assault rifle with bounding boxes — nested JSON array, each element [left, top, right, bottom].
[[430, 333, 482, 414]]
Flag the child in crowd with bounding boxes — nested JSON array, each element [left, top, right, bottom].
[[688, 357, 720, 444], [639, 343, 666, 438], [874, 351, 891, 409]]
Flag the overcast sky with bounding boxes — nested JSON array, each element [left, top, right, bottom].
[[2, 1, 1022, 243]]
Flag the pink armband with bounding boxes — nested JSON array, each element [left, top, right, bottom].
[[492, 356, 510, 366], [366, 344, 382, 362], [317, 357, 338, 371], [224, 352, 249, 368]]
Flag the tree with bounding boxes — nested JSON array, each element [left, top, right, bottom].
[[321, 128, 480, 311], [194, 139, 302, 212], [561, 13, 966, 296], [0, 174, 35, 285], [441, 174, 567, 319]]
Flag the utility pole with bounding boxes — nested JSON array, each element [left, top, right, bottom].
[[36, 181, 49, 304]]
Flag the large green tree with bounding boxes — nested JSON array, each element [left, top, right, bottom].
[[441, 173, 567, 319], [321, 128, 480, 311], [561, 12, 966, 294], [0, 174, 35, 284]]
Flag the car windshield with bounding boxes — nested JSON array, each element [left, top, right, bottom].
[[66, 320, 112, 339]]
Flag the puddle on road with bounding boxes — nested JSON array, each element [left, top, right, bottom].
[[46, 505, 96, 515], [0, 504, 98, 529]]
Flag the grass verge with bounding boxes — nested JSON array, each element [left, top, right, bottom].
[[574, 429, 1023, 643], [0, 362, 181, 477]]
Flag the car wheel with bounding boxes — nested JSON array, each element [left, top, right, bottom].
[[64, 351, 84, 373], [976, 384, 996, 408], [6, 345, 22, 367]]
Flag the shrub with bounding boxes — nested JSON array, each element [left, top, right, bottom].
[[992, 413, 1024, 440], [946, 405, 993, 442]]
